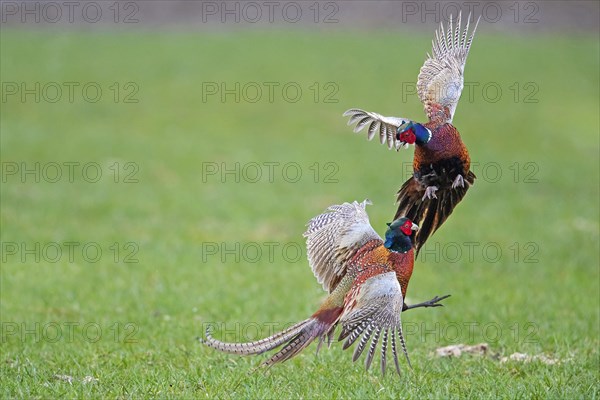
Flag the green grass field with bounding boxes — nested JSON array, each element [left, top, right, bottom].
[[1, 29, 599, 398]]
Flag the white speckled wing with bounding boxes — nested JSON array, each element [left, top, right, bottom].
[[303, 200, 382, 293], [343, 109, 412, 151], [417, 13, 480, 122], [338, 272, 410, 375]]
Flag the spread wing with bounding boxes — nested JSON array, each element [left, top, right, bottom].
[[342, 109, 413, 151], [304, 200, 382, 293], [417, 13, 480, 122], [338, 272, 411, 375]]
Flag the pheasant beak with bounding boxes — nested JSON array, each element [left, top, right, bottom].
[[411, 223, 419, 231]]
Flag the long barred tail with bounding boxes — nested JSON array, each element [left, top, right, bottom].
[[261, 318, 333, 366], [200, 310, 341, 366], [201, 319, 311, 356]]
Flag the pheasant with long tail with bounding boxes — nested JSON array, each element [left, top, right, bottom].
[[344, 13, 480, 254], [200, 200, 449, 375]]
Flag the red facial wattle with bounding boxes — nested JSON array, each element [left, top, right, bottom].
[[399, 129, 416, 144], [400, 222, 413, 236]]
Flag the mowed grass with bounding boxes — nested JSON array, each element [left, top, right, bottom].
[[1, 29, 598, 398]]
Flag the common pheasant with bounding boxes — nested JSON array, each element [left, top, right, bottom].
[[201, 200, 449, 375], [344, 13, 480, 255]]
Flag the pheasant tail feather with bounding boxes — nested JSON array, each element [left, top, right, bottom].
[[394, 171, 476, 255], [201, 306, 343, 366], [201, 319, 311, 356], [263, 307, 343, 367]]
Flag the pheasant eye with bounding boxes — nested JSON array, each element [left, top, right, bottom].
[[399, 221, 412, 235]]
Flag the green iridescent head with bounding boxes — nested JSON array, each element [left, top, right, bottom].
[[384, 217, 418, 253]]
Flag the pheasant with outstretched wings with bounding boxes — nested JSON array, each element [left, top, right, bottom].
[[344, 13, 480, 254], [201, 200, 449, 375]]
